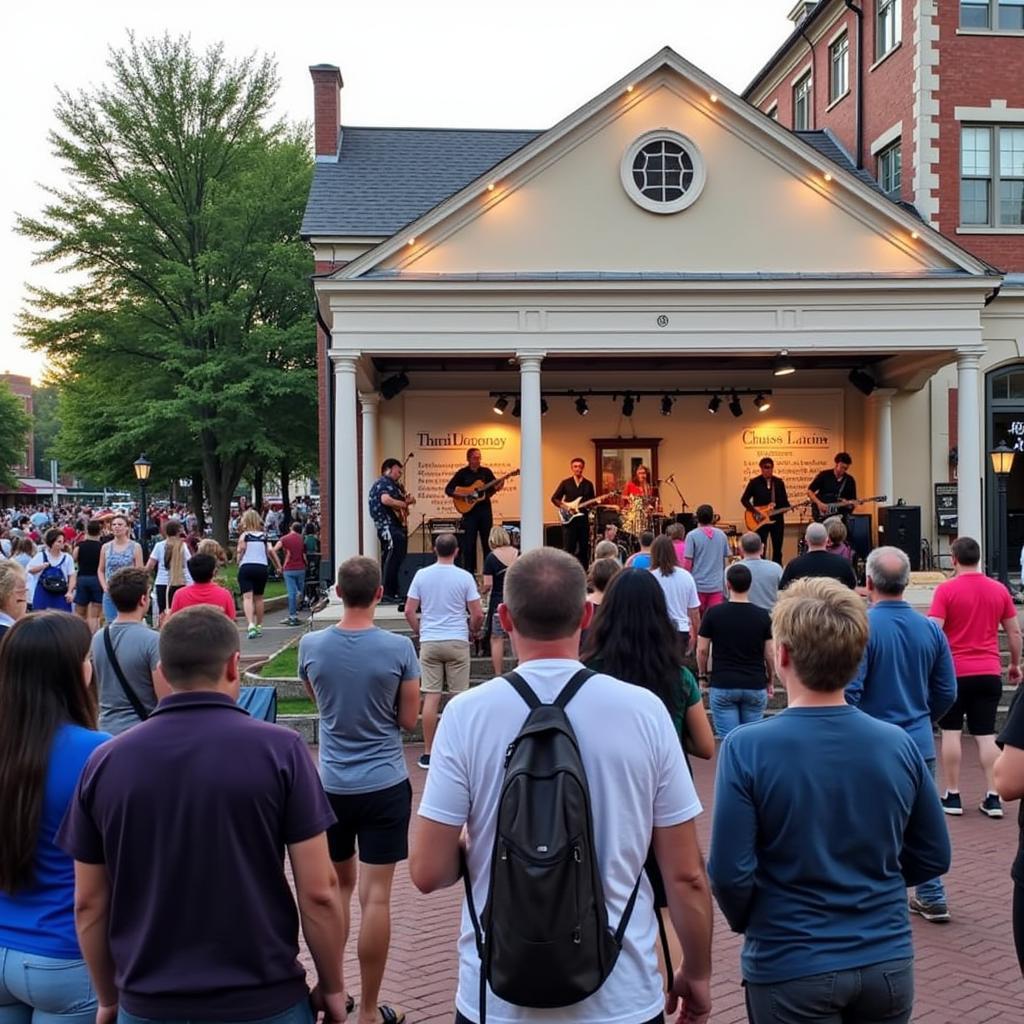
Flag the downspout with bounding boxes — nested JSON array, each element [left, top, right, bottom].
[[798, 24, 817, 128], [843, 0, 865, 168]]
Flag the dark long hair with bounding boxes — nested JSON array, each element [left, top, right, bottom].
[[581, 568, 684, 722], [0, 613, 96, 893], [650, 534, 679, 575]]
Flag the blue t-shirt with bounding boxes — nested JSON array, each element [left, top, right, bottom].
[[683, 527, 730, 593], [299, 626, 420, 795], [0, 722, 110, 958], [708, 705, 950, 984]]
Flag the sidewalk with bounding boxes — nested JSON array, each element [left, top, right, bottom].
[[295, 739, 1024, 1024]]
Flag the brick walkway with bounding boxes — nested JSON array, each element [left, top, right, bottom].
[[298, 739, 1023, 1024]]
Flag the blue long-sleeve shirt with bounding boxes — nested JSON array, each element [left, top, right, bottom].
[[845, 600, 957, 760], [708, 706, 951, 984]]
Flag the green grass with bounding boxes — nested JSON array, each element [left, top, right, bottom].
[[220, 562, 286, 600], [277, 697, 317, 715], [259, 645, 299, 678]]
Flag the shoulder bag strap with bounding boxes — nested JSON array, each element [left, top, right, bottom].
[[103, 626, 150, 722]]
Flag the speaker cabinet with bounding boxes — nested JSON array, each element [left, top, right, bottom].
[[544, 523, 564, 548], [846, 514, 873, 561], [398, 553, 435, 597], [878, 505, 921, 571]]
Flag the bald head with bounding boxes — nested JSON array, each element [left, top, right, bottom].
[[804, 522, 829, 549], [866, 545, 910, 596]]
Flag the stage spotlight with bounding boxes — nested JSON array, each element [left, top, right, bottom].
[[622, 394, 635, 417], [729, 392, 743, 417], [575, 395, 589, 416], [848, 367, 877, 396], [541, 398, 549, 415], [493, 395, 508, 415], [773, 350, 796, 376], [511, 398, 521, 418], [380, 371, 410, 399], [660, 395, 673, 416], [754, 392, 770, 412], [707, 394, 721, 414]]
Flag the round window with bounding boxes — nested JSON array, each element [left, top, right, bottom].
[[620, 130, 706, 214]]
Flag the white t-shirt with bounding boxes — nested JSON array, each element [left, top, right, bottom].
[[651, 567, 700, 631], [148, 541, 193, 586], [419, 659, 701, 1024], [407, 562, 480, 642]]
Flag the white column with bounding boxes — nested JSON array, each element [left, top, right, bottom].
[[871, 388, 896, 505], [957, 350, 984, 545], [517, 351, 546, 550], [331, 349, 361, 564], [359, 392, 380, 557]]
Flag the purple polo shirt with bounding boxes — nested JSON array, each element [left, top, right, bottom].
[[57, 691, 335, 1021]]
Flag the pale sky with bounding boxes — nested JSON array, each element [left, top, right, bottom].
[[1, 0, 796, 381]]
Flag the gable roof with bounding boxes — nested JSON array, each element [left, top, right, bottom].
[[743, 0, 835, 99], [300, 126, 540, 237]]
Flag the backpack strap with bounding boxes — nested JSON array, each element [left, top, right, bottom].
[[554, 667, 596, 710], [503, 670, 541, 710], [460, 848, 489, 1024], [613, 869, 645, 947]]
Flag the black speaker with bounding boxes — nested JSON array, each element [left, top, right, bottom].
[[398, 553, 435, 597], [847, 514, 873, 561], [878, 505, 921, 571], [544, 523, 563, 548]]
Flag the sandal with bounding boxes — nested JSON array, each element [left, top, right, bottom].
[[374, 1008, 405, 1024], [346, 995, 355, 1015]]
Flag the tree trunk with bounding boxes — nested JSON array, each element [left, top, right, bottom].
[[190, 471, 206, 532], [280, 458, 291, 521], [254, 465, 264, 511], [200, 437, 245, 549]]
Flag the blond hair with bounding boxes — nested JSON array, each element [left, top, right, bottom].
[[238, 509, 264, 534], [197, 538, 228, 566], [772, 577, 867, 692], [0, 560, 27, 607], [824, 516, 847, 545], [488, 526, 511, 549]]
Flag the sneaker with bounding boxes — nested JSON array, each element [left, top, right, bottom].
[[255, 625, 263, 637], [246, 625, 258, 640], [417, 753, 431, 770], [940, 791, 963, 816], [909, 895, 951, 923], [980, 793, 1004, 818]]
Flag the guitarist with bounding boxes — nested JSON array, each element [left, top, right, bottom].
[[444, 448, 504, 576], [740, 457, 790, 565], [807, 452, 858, 525], [549, 457, 596, 568], [368, 458, 415, 603]]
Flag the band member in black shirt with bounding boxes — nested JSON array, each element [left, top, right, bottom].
[[807, 452, 858, 522], [740, 457, 789, 564], [444, 447, 503, 576], [368, 458, 414, 603], [550, 457, 596, 568]]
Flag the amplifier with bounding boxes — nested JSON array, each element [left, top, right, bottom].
[[398, 553, 435, 597], [878, 505, 921, 571]]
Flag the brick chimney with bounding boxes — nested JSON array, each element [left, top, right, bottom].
[[309, 64, 343, 160]]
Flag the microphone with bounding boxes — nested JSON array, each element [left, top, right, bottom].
[[406, 451, 415, 460]]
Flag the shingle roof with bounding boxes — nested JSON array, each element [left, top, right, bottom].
[[301, 126, 541, 237]]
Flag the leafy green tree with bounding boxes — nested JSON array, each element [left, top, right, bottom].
[[31, 384, 61, 479], [18, 33, 314, 542], [0, 382, 32, 490]]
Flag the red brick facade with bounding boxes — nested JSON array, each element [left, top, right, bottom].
[[1, 373, 34, 478], [309, 65, 342, 159]]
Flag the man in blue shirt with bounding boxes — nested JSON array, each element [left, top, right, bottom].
[[709, 577, 950, 1024], [846, 546, 957, 922]]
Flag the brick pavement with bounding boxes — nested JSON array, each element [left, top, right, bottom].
[[297, 739, 1023, 1024]]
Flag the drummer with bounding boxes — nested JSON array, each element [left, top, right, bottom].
[[622, 465, 657, 507]]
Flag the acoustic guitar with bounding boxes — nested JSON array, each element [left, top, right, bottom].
[[393, 452, 415, 526], [742, 500, 812, 533], [451, 469, 521, 515], [810, 494, 887, 522], [558, 491, 620, 525]]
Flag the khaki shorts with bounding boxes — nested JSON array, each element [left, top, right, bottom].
[[420, 640, 472, 694]]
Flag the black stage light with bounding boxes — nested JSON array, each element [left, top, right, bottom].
[[575, 395, 589, 416], [380, 372, 410, 399], [707, 394, 722, 414], [660, 395, 673, 416], [511, 398, 521, 417], [754, 392, 770, 412], [849, 367, 877, 396], [493, 395, 508, 414], [729, 392, 743, 418], [773, 350, 796, 376], [622, 394, 635, 417], [541, 398, 549, 415]]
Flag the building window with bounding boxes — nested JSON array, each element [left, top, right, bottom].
[[766, 103, 778, 121], [620, 130, 707, 215], [829, 33, 849, 101], [878, 141, 902, 196], [875, 0, 901, 59], [961, 125, 1024, 226], [793, 73, 812, 131], [961, 0, 1024, 28]]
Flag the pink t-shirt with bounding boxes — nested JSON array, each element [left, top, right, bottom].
[[928, 572, 1016, 677], [169, 582, 237, 620]]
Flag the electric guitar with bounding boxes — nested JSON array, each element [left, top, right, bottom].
[[451, 469, 520, 515], [811, 494, 887, 522], [558, 491, 620, 525], [393, 452, 415, 526], [742, 500, 812, 532]]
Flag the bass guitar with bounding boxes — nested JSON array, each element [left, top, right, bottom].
[[451, 469, 521, 515], [811, 494, 887, 522], [742, 500, 811, 533], [558, 491, 620, 525]]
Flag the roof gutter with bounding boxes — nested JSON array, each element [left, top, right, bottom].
[[843, 0, 864, 168]]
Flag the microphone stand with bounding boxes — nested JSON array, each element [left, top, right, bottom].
[[662, 473, 688, 514]]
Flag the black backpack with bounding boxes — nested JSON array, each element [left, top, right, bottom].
[[462, 668, 643, 1023]]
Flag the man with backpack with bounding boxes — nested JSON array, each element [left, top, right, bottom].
[[410, 547, 713, 1024]]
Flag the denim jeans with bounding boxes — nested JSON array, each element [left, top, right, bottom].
[[745, 958, 914, 1024], [0, 945, 97, 1024], [119, 996, 313, 1024], [709, 687, 768, 738], [915, 757, 947, 905], [283, 569, 305, 618]]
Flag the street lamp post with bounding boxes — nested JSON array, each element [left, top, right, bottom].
[[133, 454, 152, 560], [989, 441, 1016, 592]]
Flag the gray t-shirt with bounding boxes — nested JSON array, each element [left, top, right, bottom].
[[683, 526, 730, 593], [91, 621, 161, 735], [299, 625, 420, 795], [743, 557, 784, 610]]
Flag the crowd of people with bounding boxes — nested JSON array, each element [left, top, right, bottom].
[[2, 500, 1024, 1023]]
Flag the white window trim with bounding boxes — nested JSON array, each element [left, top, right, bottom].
[[827, 23, 850, 45], [869, 40, 903, 72], [956, 226, 1024, 234], [620, 131, 707, 215], [790, 63, 813, 86], [828, 31, 850, 104], [955, 101, 1024, 123], [877, 141, 902, 194], [957, 27, 1024, 35], [871, 121, 904, 155], [766, 102, 779, 120], [875, 0, 903, 61], [826, 89, 850, 112]]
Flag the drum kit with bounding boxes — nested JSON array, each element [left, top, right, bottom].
[[591, 494, 664, 553]]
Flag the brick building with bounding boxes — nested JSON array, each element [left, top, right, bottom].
[[1, 373, 34, 479]]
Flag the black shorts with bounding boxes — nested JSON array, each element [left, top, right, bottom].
[[326, 779, 412, 865], [938, 674, 1003, 736], [155, 584, 183, 614], [237, 563, 268, 596]]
